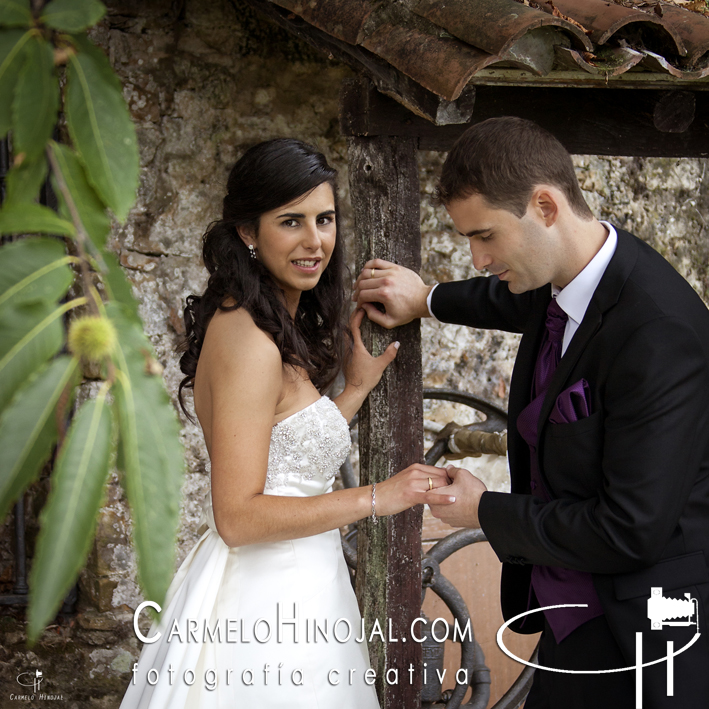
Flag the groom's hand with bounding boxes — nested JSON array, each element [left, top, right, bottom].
[[353, 259, 433, 329], [425, 466, 487, 529]]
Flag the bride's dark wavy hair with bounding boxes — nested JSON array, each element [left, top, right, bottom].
[[177, 138, 349, 418]]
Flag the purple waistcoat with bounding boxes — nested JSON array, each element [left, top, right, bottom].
[[515, 299, 604, 643]]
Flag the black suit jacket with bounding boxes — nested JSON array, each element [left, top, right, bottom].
[[431, 228, 709, 704]]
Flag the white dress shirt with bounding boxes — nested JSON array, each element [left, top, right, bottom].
[[553, 222, 617, 354], [426, 221, 618, 355]]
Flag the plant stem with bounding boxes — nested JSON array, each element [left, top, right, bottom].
[[46, 147, 104, 317]]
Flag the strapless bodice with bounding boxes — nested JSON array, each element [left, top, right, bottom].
[[265, 395, 351, 492], [199, 396, 350, 535]]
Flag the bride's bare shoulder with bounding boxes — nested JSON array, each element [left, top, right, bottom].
[[202, 305, 280, 369]]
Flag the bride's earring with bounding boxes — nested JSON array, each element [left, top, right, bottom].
[[248, 244, 256, 260]]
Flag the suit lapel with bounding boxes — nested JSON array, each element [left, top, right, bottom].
[[534, 228, 640, 486]]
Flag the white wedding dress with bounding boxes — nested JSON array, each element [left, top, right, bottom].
[[121, 396, 380, 708]]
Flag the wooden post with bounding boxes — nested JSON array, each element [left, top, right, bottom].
[[348, 129, 423, 707]]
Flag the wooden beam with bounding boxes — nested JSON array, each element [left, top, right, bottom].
[[466, 67, 709, 90], [348, 134, 423, 708], [341, 79, 709, 157]]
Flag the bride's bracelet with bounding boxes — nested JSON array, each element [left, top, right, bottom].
[[371, 483, 378, 525]]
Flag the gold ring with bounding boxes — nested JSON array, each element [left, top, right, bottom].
[[371, 268, 376, 279], [428, 477, 433, 491]]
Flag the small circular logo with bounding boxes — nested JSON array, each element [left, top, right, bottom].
[[16, 669, 44, 693]]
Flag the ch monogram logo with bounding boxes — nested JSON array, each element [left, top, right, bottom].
[[496, 588, 701, 709], [16, 668, 44, 693]]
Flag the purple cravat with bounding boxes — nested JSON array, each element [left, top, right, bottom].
[[517, 300, 568, 467], [516, 298, 604, 643], [533, 298, 568, 397]]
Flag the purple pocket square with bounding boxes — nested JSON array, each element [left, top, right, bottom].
[[549, 379, 591, 424]]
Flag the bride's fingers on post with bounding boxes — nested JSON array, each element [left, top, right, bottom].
[[349, 311, 398, 369], [378, 340, 400, 368], [349, 308, 366, 339]]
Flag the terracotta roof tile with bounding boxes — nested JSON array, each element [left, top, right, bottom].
[[555, 45, 645, 75], [660, 4, 709, 66], [412, 0, 592, 55], [267, 0, 709, 101], [544, 0, 686, 53], [361, 21, 497, 101]]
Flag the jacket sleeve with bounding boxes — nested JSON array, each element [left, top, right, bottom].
[[479, 315, 709, 574], [430, 276, 538, 333]]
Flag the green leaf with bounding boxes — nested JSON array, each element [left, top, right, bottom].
[[114, 420, 126, 474], [41, 0, 105, 33], [12, 36, 59, 161], [101, 250, 139, 322], [109, 302, 184, 604], [0, 300, 65, 412], [0, 0, 32, 28], [0, 238, 76, 411], [28, 392, 112, 643], [0, 29, 31, 137], [0, 203, 76, 236], [49, 141, 110, 249], [70, 32, 121, 89], [5, 154, 48, 204], [0, 236, 73, 309], [0, 355, 79, 524], [65, 37, 138, 222]]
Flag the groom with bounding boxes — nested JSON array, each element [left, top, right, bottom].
[[353, 117, 709, 708]]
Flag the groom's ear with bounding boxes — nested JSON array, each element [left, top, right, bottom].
[[529, 187, 560, 227]]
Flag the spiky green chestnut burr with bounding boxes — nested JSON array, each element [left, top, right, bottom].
[[68, 316, 117, 362]]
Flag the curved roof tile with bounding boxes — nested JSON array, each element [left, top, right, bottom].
[[660, 4, 709, 67], [265, 0, 709, 106], [411, 0, 593, 55], [361, 21, 498, 101], [544, 0, 686, 54], [641, 48, 709, 79], [555, 45, 644, 76]]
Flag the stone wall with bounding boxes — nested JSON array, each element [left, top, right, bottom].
[[1, 2, 355, 705], [1, 1, 709, 706]]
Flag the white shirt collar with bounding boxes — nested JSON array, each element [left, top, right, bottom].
[[552, 221, 618, 326]]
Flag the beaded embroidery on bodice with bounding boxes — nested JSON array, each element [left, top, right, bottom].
[[264, 396, 351, 492]]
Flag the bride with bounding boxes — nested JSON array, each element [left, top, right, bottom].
[[120, 138, 453, 708]]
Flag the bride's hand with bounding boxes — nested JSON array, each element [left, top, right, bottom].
[[373, 464, 455, 517], [344, 308, 399, 395]]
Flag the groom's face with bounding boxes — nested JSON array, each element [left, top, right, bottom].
[[446, 192, 555, 294]]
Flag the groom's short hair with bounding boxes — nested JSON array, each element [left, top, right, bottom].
[[436, 116, 593, 220]]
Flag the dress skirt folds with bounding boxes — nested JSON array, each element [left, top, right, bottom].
[[120, 397, 380, 708]]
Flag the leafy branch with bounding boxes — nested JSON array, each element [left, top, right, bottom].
[[0, 0, 185, 644]]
